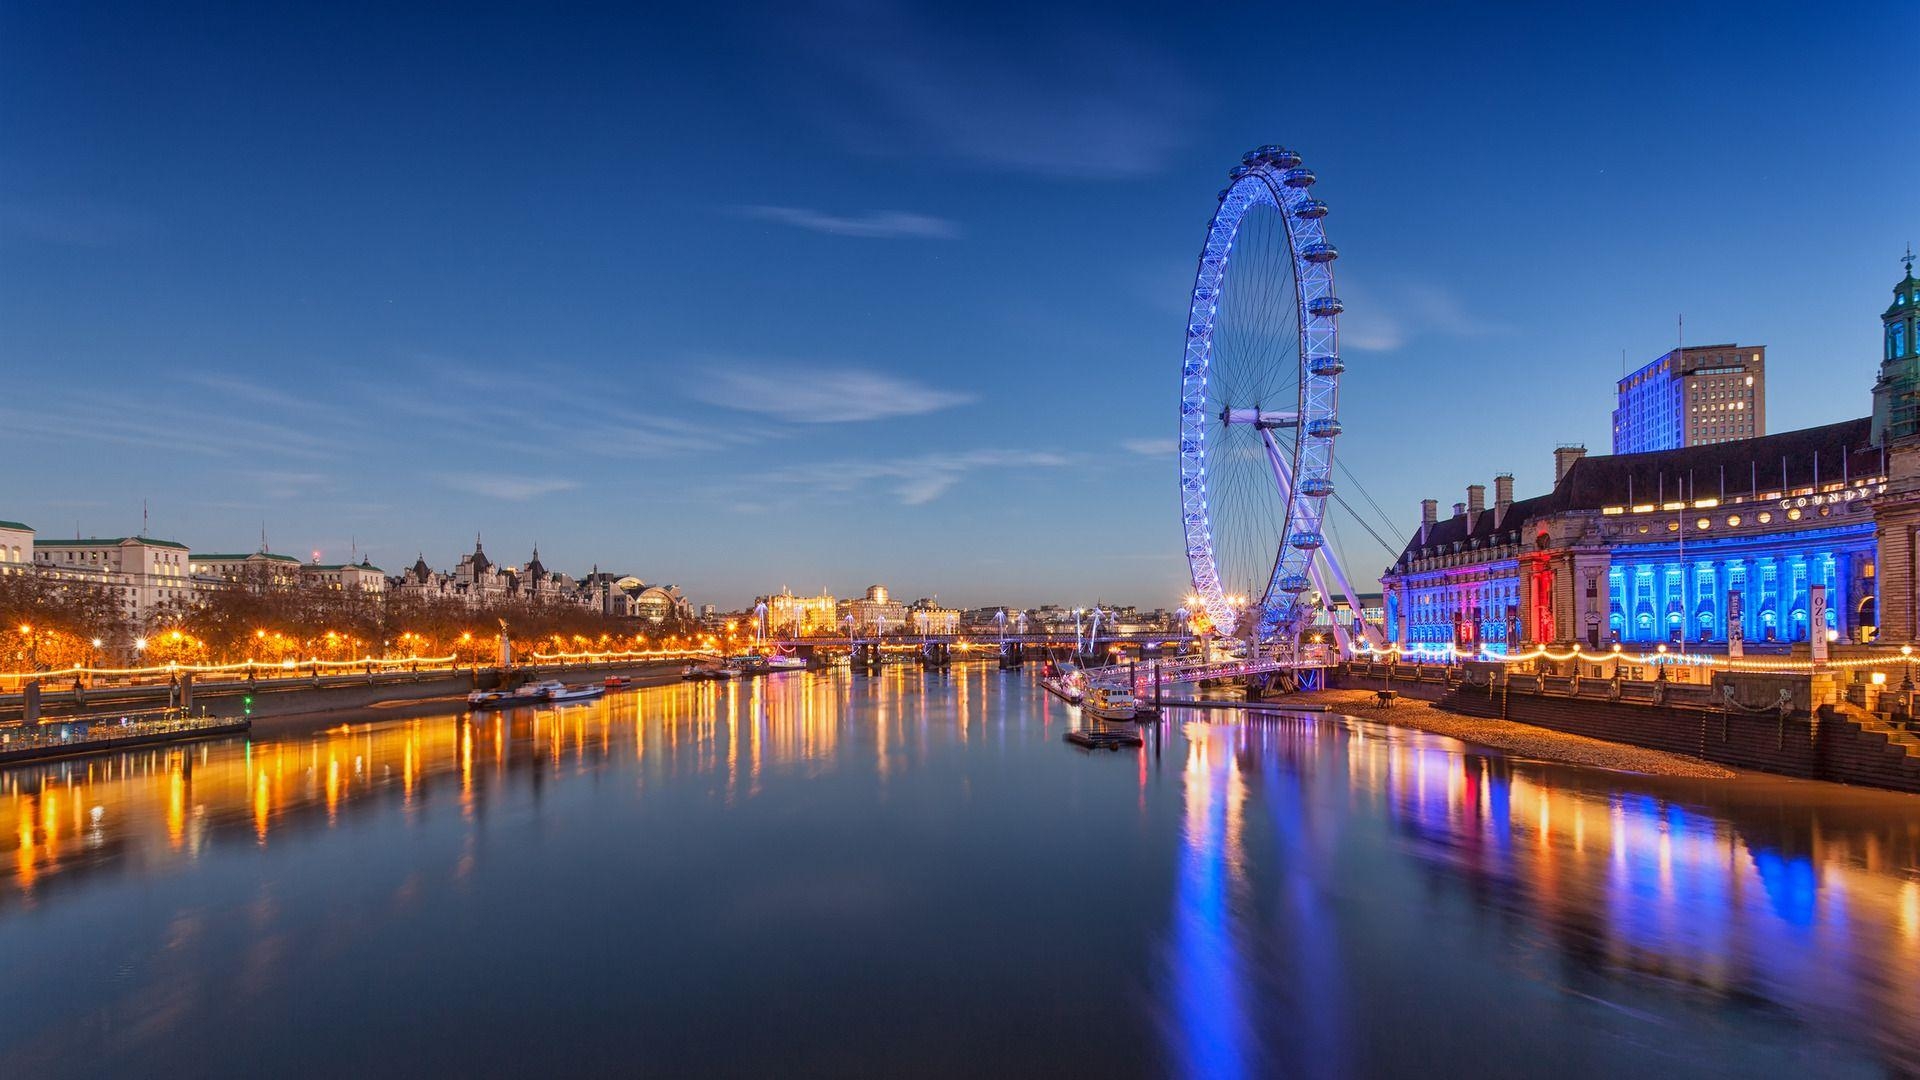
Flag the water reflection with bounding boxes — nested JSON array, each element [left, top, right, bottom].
[[0, 673, 898, 908], [1164, 709, 1920, 1075], [1, 671, 1918, 1076]]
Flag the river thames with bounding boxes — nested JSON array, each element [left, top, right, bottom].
[[3, 668, 1919, 1077]]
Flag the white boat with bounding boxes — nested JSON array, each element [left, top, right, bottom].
[[1081, 686, 1139, 721], [543, 682, 607, 704], [514, 679, 566, 700], [467, 689, 513, 710], [766, 654, 808, 671]]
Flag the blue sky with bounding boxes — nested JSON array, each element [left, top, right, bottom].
[[2, 1, 1914, 608]]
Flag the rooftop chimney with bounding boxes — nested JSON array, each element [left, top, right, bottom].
[[1554, 444, 1588, 486], [1493, 474, 1515, 527], [1467, 484, 1486, 518], [1452, 501, 1467, 518], [1419, 498, 1437, 544]]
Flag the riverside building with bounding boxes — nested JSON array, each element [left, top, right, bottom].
[[1612, 344, 1767, 453], [1388, 259, 1920, 653]]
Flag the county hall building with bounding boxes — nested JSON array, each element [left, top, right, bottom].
[[1384, 256, 1920, 653]]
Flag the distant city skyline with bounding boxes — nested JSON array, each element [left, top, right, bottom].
[[3, 2, 1914, 608]]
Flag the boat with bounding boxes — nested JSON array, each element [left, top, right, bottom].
[[681, 662, 736, 681], [466, 689, 514, 710], [543, 682, 607, 704], [1081, 686, 1139, 721], [766, 654, 808, 672], [513, 679, 567, 701], [726, 655, 768, 676], [1040, 662, 1085, 705], [604, 675, 631, 688]]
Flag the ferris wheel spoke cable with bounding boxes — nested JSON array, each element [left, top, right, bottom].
[[1327, 492, 1402, 560], [1332, 458, 1406, 549]]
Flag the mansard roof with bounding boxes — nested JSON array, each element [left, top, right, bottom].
[[1549, 416, 1877, 511]]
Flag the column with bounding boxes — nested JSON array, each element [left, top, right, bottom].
[[1832, 552, 1849, 642]]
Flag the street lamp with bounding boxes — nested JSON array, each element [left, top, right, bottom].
[[1903, 645, 1914, 714]]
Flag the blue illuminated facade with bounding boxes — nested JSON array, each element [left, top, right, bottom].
[[1385, 419, 1886, 653]]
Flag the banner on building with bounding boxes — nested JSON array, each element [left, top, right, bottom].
[[1811, 585, 1828, 663], [1453, 611, 1476, 651], [1727, 589, 1744, 659]]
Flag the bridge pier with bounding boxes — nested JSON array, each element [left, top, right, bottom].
[[919, 642, 951, 670], [852, 643, 882, 675], [998, 642, 1024, 670]]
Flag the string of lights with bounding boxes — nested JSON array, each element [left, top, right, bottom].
[[1349, 640, 1920, 673]]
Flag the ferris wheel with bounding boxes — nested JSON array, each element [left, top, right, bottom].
[[1178, 146, 1372, 647]]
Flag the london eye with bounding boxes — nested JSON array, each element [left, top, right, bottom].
[[1178, 145, 1362, 647]]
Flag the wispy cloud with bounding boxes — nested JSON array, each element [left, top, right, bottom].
[[439, 474, 581, 501], [736, 205, 960, 239], [781, 2, 1198, 178], [1340, 280, 1513, 353], [1121, 437, 1175, 457], [688, 363, 974, 423], [248, 471, 336, 500], [763, 449, 1070, 506]]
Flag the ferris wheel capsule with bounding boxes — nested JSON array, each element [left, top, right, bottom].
[[1308, 296, 1344, 317], [1308, 354, 1344, 376], [1302, 242, 1338, 263], [1282, 167, 1316, 187], [1298, 476, 1334, 497], [1278, 576, 1311, 594], [1295, 199, 1329, 219], [1289, 532, 1324, 550], [1264, 147, 1302, 168], [1306, 418, 1343, 439]]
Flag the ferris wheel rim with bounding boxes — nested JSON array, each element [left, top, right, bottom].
[[1178, 147, 1342, 640]]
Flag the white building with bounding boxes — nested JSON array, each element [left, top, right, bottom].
[[33, 535, 194, 621], [0, 520, 32, 576], [301, 558, 387, 593], [191, 550, 304, 591]]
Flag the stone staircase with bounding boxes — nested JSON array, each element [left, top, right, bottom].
[[1820, 704, 1920, 793]]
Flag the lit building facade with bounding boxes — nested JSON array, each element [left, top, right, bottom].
[[301, 559, 387, 593], [0, 521, 32, 575], [192, 551, 304, 590], [32, 535, 195, 621], [763, 588, 839, 635], [907, 598, 961, 635], [841, 584, 906, 634], [1612, 344, 1767, 453], [1386, 422, 1883, 652]]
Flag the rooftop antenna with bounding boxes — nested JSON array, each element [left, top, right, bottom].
[[260, 521, 269, 554], [141, 499, 148, 537]]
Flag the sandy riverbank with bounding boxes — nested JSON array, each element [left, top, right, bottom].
[[1262, 688, 1737, 779]]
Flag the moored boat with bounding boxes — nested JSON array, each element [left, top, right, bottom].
[[543, 682, 607, 704], [1081, 686, 1139, 721]]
